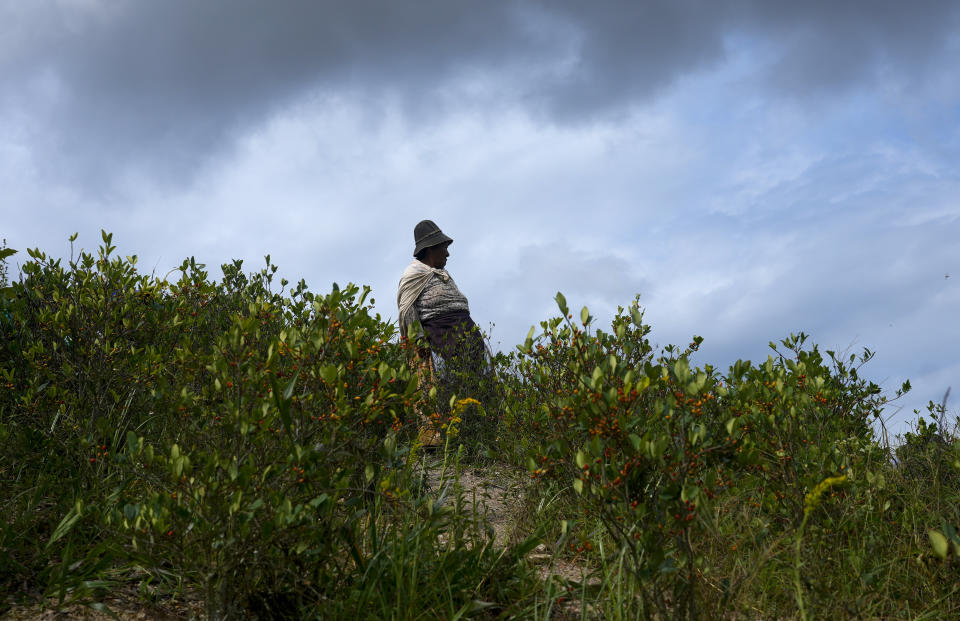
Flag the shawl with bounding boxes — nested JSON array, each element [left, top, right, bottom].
[[397, 259, 448, 338]]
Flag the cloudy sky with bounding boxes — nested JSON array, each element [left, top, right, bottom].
[[2, 0, 958, 436]]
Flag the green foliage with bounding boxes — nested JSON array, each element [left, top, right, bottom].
[[0, 234, 535, 619], [501, 295, 957, 619], [109, 280, 423, 618], [0, 239, 15, 291], [2, 233, 959, 620]]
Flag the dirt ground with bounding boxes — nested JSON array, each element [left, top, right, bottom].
[[1, 592, 202, 621], [430, 462, 598, 618]]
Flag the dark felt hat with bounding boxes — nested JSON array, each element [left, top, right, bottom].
[[413, 220, 453, 256]]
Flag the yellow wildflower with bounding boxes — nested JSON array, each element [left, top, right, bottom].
[[451, 397, 482, 415], [803, 475, 847, 517]]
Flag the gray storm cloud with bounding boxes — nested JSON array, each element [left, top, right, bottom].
[[2, 0, 960, 191]]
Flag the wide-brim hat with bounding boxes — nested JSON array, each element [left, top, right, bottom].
[[413, 220, 453, 256]]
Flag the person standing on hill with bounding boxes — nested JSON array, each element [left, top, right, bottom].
[[397, 220, 493, 448], [397, 220, 485, 371]]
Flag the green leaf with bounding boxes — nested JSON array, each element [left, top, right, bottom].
[[580, 306, 590, 325], [47, 500, 83, 549], [651, 435, 668, 459], [575, 450, 587, 469], [573, 479, 583, 495], [929, 530, 949, 559], [694, 371, 707, 392], [589, 436, 603, 457], [282, 369, 300, 401], [0, 248, 16, 261], [271, 369, 300, 437], [555, 292, 568, 315], [591, 366, 603, 389], [319, 365, 338, 385]]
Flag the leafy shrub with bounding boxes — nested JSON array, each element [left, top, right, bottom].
[[505, 293, 918, 618], [3, 233, 960, 620], [110, 281, 425, 618], [0, 233, 535, 619]]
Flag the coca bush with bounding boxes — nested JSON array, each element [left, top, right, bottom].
[[507, 293, 904, 618]]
